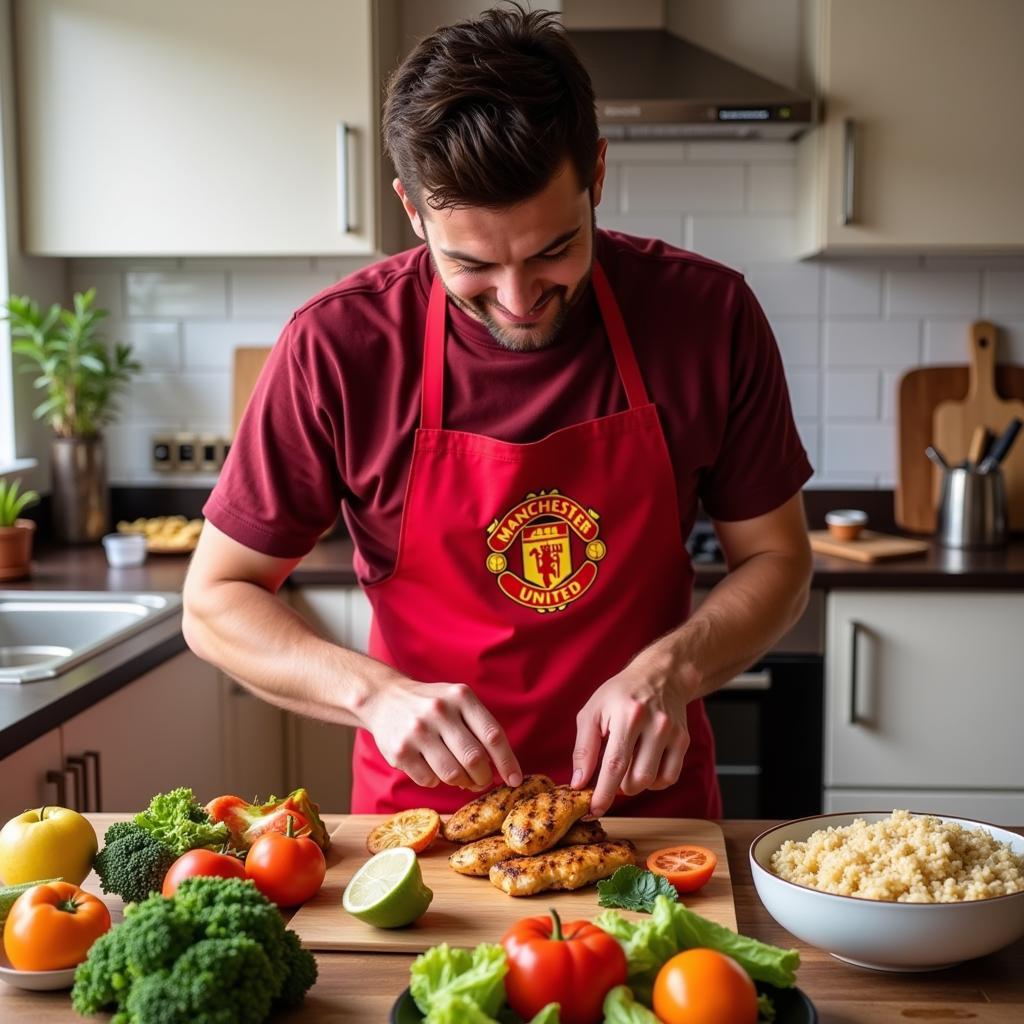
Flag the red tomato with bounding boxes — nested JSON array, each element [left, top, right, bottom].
[[3, 881, 110, 971], [244, 815, 326, 907], [653, 948, 758, 1024], [161, 848, 246, 897], [501, 908, 627, 1024], [646, 845, 718, 894]]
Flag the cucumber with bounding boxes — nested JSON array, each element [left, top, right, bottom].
[[0, 878, 61, 924]]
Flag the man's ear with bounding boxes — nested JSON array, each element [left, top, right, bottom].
[[590, 138, 609, 208], [393, 179, 426, 241]]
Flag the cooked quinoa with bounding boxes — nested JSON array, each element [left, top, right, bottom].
[[770, 810, 1024, 903]]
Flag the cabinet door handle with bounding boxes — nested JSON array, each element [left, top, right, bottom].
[[720, 669, 773, 692], [336, 121, 350, 233], [67, 756, 90, 812], [841, 118, 856, 225], [84, 750, 103, 813], [45, 770, 67, 807], [848, 619, 862, 725]]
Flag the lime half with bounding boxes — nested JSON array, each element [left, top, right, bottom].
[[342, 847, 433, 928]]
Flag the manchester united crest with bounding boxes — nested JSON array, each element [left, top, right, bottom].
[[485, 489, 607, 613]]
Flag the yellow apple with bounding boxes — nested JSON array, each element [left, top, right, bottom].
[[0, 806, 98, 886]]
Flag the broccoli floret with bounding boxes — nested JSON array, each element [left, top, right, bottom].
[[94, 823, 177, 905], [273, 928, 318, 1009], [72, 876, 317, 1024]]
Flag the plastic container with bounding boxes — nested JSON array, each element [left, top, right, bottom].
[[101, 532, 148, 568], [824, 508, 868, 541]]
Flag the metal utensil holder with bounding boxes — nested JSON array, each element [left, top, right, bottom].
[[936, 466, 1008, 548]]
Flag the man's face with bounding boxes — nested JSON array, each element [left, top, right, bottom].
[[395, 148, 606, 352]]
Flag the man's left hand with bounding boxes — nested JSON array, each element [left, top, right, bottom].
[[570, 653, 699, 818]]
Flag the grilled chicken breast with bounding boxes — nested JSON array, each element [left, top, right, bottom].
[[448, 819, 608, 877], [489, 840, 637, 896], [442, 774, 553, 843], [502, 785, 593, 855]]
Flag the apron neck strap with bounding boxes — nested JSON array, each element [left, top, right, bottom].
[[421, 259, 649, 430]]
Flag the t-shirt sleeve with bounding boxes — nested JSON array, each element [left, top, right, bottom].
[[202, 321, 346, 558], [698, 280, 813, 521]]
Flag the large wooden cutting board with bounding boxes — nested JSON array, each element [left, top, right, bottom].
[[897, 358, 1024, 534], [809, 529, 930, 563], [288, 816, 734, 953], [933, 322, 1024, 531]]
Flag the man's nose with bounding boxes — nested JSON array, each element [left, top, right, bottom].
[[494, 273, 544, 318]]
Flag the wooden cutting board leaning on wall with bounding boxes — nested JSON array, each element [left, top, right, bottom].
[[232, 346, 274, 436], [897, 323, 1024, 533]]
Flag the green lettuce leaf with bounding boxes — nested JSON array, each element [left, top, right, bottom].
[[597, 866, 679, 914], [410, 943, 508, 1017], [133, 787, 228, 856], [595, 896, 799, 1000], [602, 985, 661, 1023]]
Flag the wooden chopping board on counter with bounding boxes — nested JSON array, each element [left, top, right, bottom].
[[897, 323, 1024, 533], [287, 815, 734, 953], [809, 529, 930, 563]]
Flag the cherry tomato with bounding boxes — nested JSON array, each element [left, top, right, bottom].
[[646, 844, 718, 894], [3, 881, 111, 971], [161, 848, 246, 897], [653, 948, 758, 1024], [245, 814, 326, 907]]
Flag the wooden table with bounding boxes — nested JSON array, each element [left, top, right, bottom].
[[2, 817, 1022, 1021]]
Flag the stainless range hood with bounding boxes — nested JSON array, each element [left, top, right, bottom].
[[565, 29, 816, 141]]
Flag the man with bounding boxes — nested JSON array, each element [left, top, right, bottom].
[[183, 6, 813, 820]]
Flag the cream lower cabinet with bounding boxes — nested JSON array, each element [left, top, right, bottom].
[[0, 728, 64, 824], [285, 587, 372, 813], [797, 0, 1024, 254], [824, 591, 1024, 820], [60, 650, 227, 812]]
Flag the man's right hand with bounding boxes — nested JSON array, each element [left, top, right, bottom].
[[359, 676, 522, 792]]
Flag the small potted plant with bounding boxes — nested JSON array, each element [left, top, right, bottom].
[[3, 289, 140, 543], [0, 478, 39, 580]]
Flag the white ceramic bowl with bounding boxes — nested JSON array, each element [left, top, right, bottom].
[[0, 950, 76, 990], [750, 812, 1024, 972], [101, 532, 148, 567]]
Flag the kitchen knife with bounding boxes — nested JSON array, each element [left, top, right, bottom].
[[977, 417, 1022, 474]]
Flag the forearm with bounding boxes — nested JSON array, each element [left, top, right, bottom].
[[182, 579, 394, 727], [633, 549, 812, 701]]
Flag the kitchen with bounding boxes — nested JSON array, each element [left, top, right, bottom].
[[0, 0, 1022, 1020]]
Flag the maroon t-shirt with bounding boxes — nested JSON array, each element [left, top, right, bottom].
[[204, 230, 812, 583]]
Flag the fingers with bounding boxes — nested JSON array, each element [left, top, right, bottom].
[[649, 729, 689, 791], [589, 719, 642, 818], [620, 718, 671, 796], [571, 707, 603, 791], [459, 693, 523, 788]]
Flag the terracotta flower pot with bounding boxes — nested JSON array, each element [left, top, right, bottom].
[[0, 518, 36, 581]]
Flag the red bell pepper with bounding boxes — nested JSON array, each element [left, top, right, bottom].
[[205, 788, 330, 852], [501, 908, 628, 1024]]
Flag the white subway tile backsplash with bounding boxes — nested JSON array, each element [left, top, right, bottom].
[[230, 271, 334, 320], [771, 320, 820, 368], [745, 265, 820, 316], [747, 164, 796, 214], [881, 370, 902, 422], [825, 321, 920, 368], [606, 141, 686, 163], [105, 421, 178, 482], [126, 272, 227, 318], [999, 321, 1024, 363], [824, 423, 895, 476], [624, 165, 743, 214], [183, 321, 281, 370], [597, 213, 685, 247], [690, 216, 795, 265], [795, 420, 820, 468], [983, 271, 1024, 317], [314, 256, 379, 281], [787, 371, 819, 418], [69, 268, 124, 320], [886, 270, 980, 317], [129, 373, 230, 424], [923, 321, 973, 364], [825, 372, 879, 419], [116, 321, 182, 371], [824, 266, 882, 317], [599, 162, 622, 215], [685, 141, 795, 163]]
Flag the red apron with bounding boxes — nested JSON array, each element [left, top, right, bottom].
[[352, 262, 721, 819]]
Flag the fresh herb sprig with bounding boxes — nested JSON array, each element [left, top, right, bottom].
[[596, 866, 679, 914]]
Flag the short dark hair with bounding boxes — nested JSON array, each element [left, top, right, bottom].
[[382, 3, 598, 213]]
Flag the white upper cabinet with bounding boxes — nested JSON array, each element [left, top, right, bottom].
[[797, 0, 1024, 255], [15, 0, 379, 256]]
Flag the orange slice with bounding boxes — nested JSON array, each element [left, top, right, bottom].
[[366, 808, 441, 854]]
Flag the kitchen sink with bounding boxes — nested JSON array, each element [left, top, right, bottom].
[[0, 591, 182, 683]]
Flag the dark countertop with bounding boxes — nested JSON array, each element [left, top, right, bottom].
[[3, 535, 1023, 761]]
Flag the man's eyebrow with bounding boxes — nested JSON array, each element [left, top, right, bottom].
[[440, 225, 582, 265]]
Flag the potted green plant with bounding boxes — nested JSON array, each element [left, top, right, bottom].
[[0, 478, 39, 580], [2, 289, 140, 543]]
